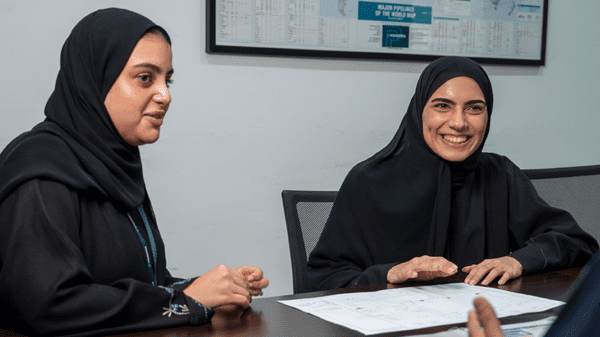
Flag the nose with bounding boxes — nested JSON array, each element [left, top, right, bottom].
[[448, 110, 467, 130], [154, 81, 171, 107]]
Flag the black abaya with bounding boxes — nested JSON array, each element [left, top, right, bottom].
[[0, 180, 213, 336], [0, 8, 215, 336], [307, 57, 598, 291]]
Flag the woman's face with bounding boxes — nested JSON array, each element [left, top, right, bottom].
[[422, 76, 488, 162], [104, 33, 173, 146]]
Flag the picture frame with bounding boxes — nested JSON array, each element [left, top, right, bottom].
[[206, 0, 548, 66]]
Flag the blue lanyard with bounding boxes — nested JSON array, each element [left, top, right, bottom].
[[127, 205, 158, 286]]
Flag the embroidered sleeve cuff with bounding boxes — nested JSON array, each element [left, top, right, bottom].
[[186, 297, 215, 325], [168, 277, 197, 291]]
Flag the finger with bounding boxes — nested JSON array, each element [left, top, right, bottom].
[[230, 285, 252, 306], [235, 266, 253, 281], [480, 268, 501, 286], [467, 310, 484, 337], [405, 269, 419, 280], [247, 267, 264, 282], [215, 293, 251, 310], [237, 265, 263, 282], [249, 288, 263, 296], [465, 264, 496, 285], [251, 277, 269, 290], [228, 269, 251, 288], [497, 271, 514, 285], [473, 298, 503, 337], [463, 264, 477, 273], [465, 268, 478, 285], [216, 265, 248, 288], [433, 259, 458, 274], [231, 281, 251, 296]]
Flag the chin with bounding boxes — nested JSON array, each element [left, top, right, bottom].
[[135, 132, 161, 146], [141, 136, 160, 145], [439, 152, 472, 163]]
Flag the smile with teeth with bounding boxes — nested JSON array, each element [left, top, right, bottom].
[[442, 134, 469, 144]]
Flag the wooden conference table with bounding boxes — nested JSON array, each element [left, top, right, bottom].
[[112, 268, 581, 337]]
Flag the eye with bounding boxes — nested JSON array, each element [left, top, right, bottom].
[[138, 74, 153, 87], [466, 105, 486, 114], [433, 103, 450, 110], [166, 78, 173, 88]]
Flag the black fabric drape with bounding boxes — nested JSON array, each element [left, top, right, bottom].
[[307, 57, 598, 291], [0, 7, 170, 210]]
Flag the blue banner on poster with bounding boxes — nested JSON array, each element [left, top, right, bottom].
[[382, 25, 409, 48], [358, 2, 432, 24], [517, 4, 542, 13]]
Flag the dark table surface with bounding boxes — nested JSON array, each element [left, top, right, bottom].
[[107, 268, 581, 337]]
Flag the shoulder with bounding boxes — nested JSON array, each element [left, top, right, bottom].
[[0, 124, 76, 176], [480, 153, 532, 188], [2, 179, 78, 205], [341, 158, 374, 190]]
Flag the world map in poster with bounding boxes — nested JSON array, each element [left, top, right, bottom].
[[215, 0, 545, 62]]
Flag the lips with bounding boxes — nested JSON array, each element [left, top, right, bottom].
[[145, 112, 165, 126], [442, 134, 470, 144]]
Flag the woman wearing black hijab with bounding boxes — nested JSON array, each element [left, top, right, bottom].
[[0, 8, 267, 336], [307, 56, 598, 291]]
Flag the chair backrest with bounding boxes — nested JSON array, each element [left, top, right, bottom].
[[522, 164, 600, 244], [281, 190, 337, 294]]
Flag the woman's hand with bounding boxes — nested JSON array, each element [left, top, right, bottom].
[[467, 297, 504, 337], [235, 265, 269, 296], [463, 256, 523, 285], [183, 265, 252, 309], [387, 255, 458, 284]]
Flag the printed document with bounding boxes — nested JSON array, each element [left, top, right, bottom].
[[278, 283, 564, 335]]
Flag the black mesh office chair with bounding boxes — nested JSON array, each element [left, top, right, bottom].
[[282, 164, 600, 294], [523, 164, 600, 244], [281, 190, 337, 294]]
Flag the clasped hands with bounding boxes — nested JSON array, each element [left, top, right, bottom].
[[183, 265, 269, 310], [387, 255, 523, 286]]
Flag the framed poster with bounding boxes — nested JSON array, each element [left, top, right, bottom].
[[207, 0, 548, 66]]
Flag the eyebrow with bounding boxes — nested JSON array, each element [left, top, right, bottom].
[[133, 62, 174, 76], [430, 98, 486, 106]]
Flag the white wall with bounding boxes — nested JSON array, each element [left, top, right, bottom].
[[1, 0, 598, 297]]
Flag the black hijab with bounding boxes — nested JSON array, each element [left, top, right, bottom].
[[0, 8, 171, 210], [359, 56, 494, 263]]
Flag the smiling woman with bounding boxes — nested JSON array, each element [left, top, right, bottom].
[[307, 56, 598, 292]]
